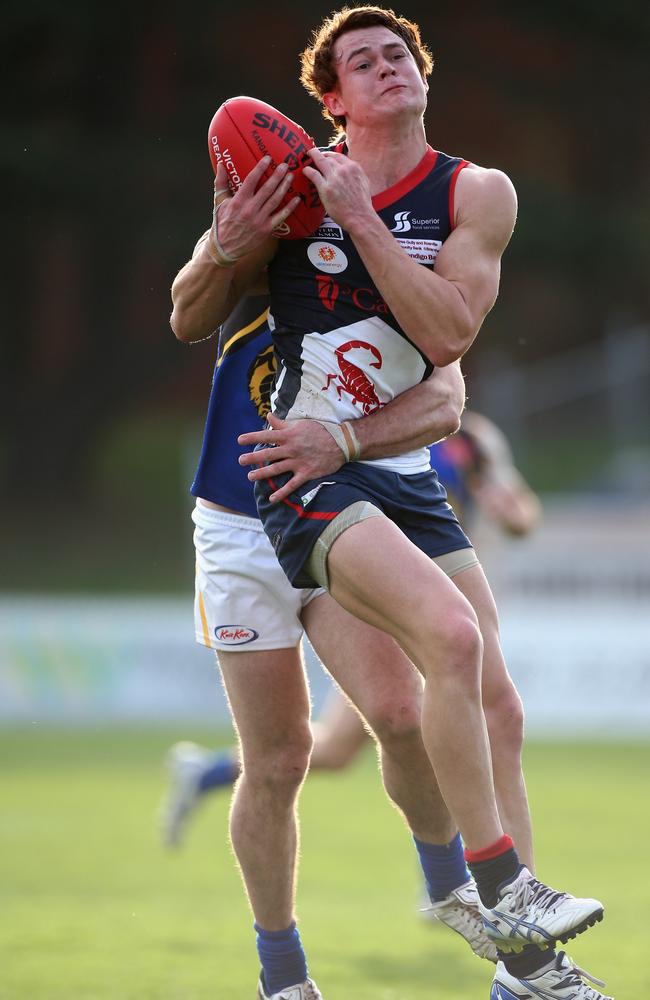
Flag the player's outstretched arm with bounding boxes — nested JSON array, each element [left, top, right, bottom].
[[170, 160, 296, 343], [237, 362, 465, 502], [303, 150, 517, 367], [463, 411, 542, 536]]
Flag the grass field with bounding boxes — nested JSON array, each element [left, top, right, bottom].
[[2, 728, 648, 999]]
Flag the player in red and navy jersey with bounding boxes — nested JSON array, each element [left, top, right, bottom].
[[170, 8, 609, 1000], [171, 286, 507, 993], [163, 392, 542, 839]]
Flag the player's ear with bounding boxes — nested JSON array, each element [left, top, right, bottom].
[[323, 89, 345, 119]]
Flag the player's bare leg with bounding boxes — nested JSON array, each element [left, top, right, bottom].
[[304, 592, 496, 961], [218, 647, 312, 931], [326, 517, 502, 850], [309, 686, 369, 771], [452, 562, 534, 870], [304, 595, 455, 843], [325, 515, 604, 953]]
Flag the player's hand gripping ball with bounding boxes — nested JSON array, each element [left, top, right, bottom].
[[208, 96, 325, 239]]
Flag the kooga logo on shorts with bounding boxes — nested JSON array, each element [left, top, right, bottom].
[[215, 625, 259, 645]]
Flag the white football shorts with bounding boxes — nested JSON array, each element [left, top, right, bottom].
[[192, 501, 325, 652]]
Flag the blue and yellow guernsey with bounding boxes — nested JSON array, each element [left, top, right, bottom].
[[191, 295, 273, 518], [267, 144, 469, 474]]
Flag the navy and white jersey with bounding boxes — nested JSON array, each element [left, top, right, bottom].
[[190, 296, 273, 517], [268, 145, 469, 474]]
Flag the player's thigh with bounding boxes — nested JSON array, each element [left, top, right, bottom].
[[303, 591, 423, 725], [326, 515, 477, 665], [218, 646, 312, 764]]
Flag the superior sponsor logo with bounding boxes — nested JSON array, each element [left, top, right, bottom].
[[215, 625, 259, 645], [308, 241, 348, 274], [396, 237, 443, 264], [390, 211, 440, 234]]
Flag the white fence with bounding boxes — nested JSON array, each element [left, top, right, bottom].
[[1, 499, 649, 738]]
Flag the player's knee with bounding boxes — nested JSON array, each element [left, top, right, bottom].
[[485, 685, 525, 754], [368, 698, 422, 749], [244, 730, 313, 794], [427, 610, 483, 686]]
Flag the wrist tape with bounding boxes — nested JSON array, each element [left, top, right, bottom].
[[315, 420, 361, 463], [206, 193, 239, 268]]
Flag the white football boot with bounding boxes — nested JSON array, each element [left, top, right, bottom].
[[491, 950, 613, 999], [422, 879, 498, 962], [159, 741, 212, 848], [256, 974, 323, 1000], [479, 867, 604, 953]]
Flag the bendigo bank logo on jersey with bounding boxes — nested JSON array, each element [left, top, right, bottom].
[[315, 275, 389, 316], [248, 345, 277, 419]]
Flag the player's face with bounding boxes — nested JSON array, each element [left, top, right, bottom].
[[324, 26, 428, 129]]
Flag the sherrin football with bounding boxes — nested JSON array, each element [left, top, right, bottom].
[[207, 96, 325, 239]]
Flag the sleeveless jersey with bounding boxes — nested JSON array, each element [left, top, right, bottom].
[[190, 295, 274, 517], [268, 145, 469, 474], [189, 295, 476, 521]]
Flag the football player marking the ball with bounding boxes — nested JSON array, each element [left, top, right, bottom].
[[170, 8, 610, 1000], [161, 407, 542, 846], [171, 291, 503, 998]]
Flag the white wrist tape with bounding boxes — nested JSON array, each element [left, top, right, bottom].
[[206, 198, 239, 267], [315, 420, 361, 463]]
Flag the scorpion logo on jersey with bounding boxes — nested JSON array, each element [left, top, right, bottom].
[[248, 345, 277, 419], [322, 340, 385, 415]]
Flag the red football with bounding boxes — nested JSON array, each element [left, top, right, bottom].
[[207, 96, 325, 239]]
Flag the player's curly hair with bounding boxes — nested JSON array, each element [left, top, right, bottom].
[[300, 5, 434, 134]]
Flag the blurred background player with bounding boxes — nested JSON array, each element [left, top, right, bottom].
[[161, 407, 541, 848]]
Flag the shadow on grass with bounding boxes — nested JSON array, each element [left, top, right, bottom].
[[332, 940, 490, 992]]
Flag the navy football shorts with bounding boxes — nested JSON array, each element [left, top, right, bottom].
[[254, 460, 472, 589]]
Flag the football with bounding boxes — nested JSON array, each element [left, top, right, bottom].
[[207, 95, 325, 239]]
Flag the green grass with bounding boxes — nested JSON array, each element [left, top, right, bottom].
[[1, 728, 648, 998]]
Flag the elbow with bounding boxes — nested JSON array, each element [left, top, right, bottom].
[[424, 306, 478, 367], [440, 402, 462, 438], [170, 307, 190, 343], [429, 346, 463, 368], [170, 303, 209, 344]]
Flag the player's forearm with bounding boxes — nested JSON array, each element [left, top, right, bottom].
[[170, 244, 237, 343], [354, 364, 465, 460], [349, 214, 478, 367]]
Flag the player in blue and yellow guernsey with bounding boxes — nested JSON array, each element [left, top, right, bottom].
[[171, 8, 609, 1000]]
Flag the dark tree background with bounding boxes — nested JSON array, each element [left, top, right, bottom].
[[2, 0, 648, 589]]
